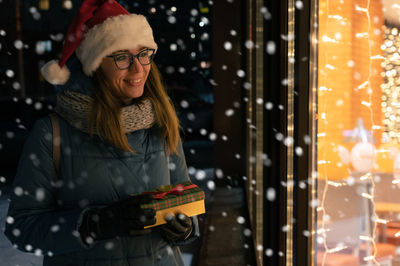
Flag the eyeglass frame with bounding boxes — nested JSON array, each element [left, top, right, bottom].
[[105, 48, 156, 70]]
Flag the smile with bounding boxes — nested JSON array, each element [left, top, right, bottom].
[[124, 79, 142, 86]]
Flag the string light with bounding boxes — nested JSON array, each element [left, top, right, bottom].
[[318, 0, 381, 265]]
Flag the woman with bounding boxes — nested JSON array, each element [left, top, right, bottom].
[[4, 0, 199, 265]]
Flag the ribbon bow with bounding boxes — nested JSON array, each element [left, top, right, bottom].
[[143, 184, 197, 200]]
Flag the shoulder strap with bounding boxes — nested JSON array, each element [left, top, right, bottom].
[[49, 113, 61, 178]]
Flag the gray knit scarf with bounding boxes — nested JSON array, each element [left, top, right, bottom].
[[55, 90, 155, 134]]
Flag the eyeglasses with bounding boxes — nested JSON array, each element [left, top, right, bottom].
[[106, 48, 156, 70]]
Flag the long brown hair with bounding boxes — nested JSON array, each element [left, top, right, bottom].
[[89, 62, 180, 154]]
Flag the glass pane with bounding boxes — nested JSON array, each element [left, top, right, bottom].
[[315, 0, 400, 265]]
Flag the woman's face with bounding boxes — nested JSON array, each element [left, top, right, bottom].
[[100, 46, 151, 103]]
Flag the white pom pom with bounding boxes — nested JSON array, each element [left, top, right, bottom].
[[40, 60, 70, 85]]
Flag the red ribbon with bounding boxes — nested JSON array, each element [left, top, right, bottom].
[[143, 184, 197, 200]]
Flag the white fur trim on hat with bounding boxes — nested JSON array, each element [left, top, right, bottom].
[[40, 60, 71, 85], [76, 14, 158, 76]]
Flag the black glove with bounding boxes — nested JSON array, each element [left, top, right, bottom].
[[79, 194, 156, 244], [159, 213, 193, 243]]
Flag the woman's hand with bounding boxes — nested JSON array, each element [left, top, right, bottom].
[[159, 213, 193, 242], [79, 194, 156, 244]]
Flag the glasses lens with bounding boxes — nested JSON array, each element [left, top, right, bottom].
[[138, 49, 155, 65], [115, 54, 131, 69]]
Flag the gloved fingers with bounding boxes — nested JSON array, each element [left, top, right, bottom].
[[164, 215, 188, 234], [159, 225, 183, 241], [175, 213, 192, 228]]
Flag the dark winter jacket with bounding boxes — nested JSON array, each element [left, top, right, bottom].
[[4, 57, 199, 266]]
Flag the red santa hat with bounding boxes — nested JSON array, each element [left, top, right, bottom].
[[41, 0, 158, 85]]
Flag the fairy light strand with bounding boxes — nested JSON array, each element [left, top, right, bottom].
[[318, 0, 381, 265]]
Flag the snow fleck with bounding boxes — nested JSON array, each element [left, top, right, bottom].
[[34, 249, 43, 256], [200, 32, 209, 41], [105, 241, 115, 250], [222, 135, 228, 141], [25, 244, 33, 251], [236, 216, 245, 224], [168, 16, 177, 24], [188, 166, 196, 175], [323, 214, 331, 222], [5, 69, 15, 78], [12, 82, 21, 90], [222, 65, 227, 70], [25, 98, 33, 105], [170, 43, 178, 51], [299, 181, 306, 189], [235, 153, 241, 159], [186, 113, 196, 122], [295, 1, 304, 9], [295, 146, 303, 156], [168, 162, 176, 171], [209, 132, 217, 141], [265, 102, 273, 110], [36, 188, 45, 201], [6, 216, 15, 224], [200, 128, 207, 135], [243, 82, 251, 90], [14, 186, 23, 196], [50, 224, 60, 233], [12, 228, 20, 237], [347, 60, 355, 67], [309, 199, 320, 207], [34, 102, 43, 110], [245, 40, 254, 49], [282, 225, 289, 232], [265, 248, 273, 257], [261, 6, 272, 20], [215, 168, 223, 179], [224, 41, 232, 51], [85, 236, 94, 245], [230, 30, 237, 36], [0, 176, 5, 183], [275, 132, 284, 141], [236, 69, 245, 78], [0, 30, 6, 36], [207, 180, 215, 190], [195, 170, 206, 180], [221, 211, 227, 217], [257, 244, 263, 251], [243, 228, 252, 237], [346, 176, 355, 186], [266, 188, 276, 201], [50, 33, 64, 42], [14, 40, 23, 50], [303, 135, 311, 145], [266, 41, 276, 55], [165, 66, 175, 74], [190, 9, 198, 16], [256, 98, 263, 105], [6, 131, 14, 139], [225, 108, 234, 117], [209, 225, 215, 231]]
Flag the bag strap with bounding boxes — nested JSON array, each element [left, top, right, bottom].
[[49, 113, 61, 178]]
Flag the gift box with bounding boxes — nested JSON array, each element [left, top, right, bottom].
[[140, 181, 206, 228]]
